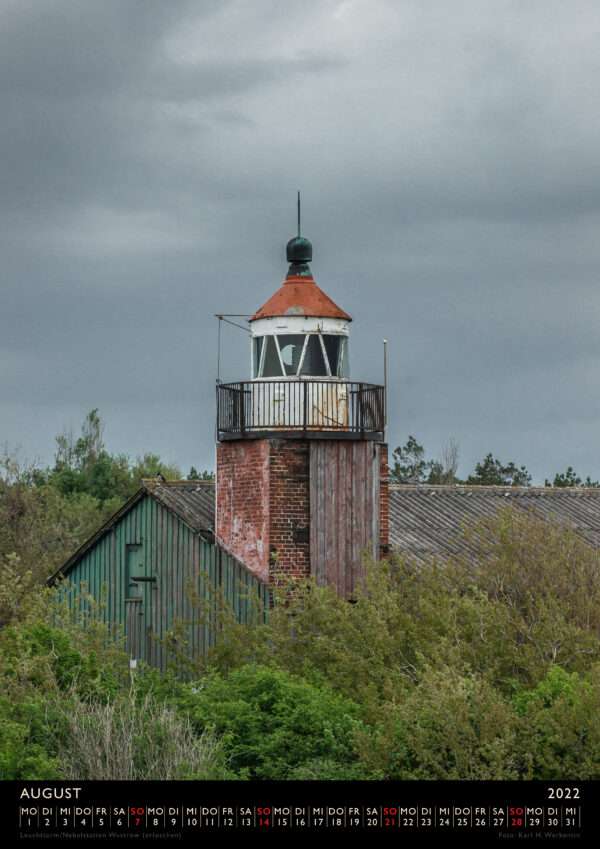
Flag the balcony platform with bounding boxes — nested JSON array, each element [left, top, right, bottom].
[[216, 379, 385, 442], [217, 428, 385, 442]]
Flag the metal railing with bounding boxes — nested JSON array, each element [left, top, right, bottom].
[[217, 379, 385, 437]]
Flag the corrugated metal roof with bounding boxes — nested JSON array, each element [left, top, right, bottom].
[[142, 479, 215, 533], [389, 485, 600, 564], [53, 479, 600, 582], [153, 482, 600, 563]]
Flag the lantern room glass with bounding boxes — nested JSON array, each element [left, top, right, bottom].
[[252, 336, 263, 378], [299, 335, 327, 376], [253, 333, 349, 378], [322, 336, 341, 376], [277, 335, 304, 376], [261, 336, 282, 377]]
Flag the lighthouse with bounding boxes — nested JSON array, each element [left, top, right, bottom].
[[216, 207, 389, 595]]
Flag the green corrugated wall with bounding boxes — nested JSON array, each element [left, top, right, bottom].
[[57, 494, 269, 671]]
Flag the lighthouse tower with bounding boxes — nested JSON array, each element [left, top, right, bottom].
[[216, 211, 389, 595]]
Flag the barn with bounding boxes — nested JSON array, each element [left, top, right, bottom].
[[49, 220, 600, 670], [48, 479, 269, 670]]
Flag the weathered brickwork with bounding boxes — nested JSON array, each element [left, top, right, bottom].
[[217, 438, 389, 590], [379, 443, 390, 557], [268, 441, 310, 585], [216, 440, 270, 581]]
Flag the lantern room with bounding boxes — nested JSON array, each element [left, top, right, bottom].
[[216, 219, 385, 440], [250, 318, 350, 380], [250, 233, 352, 381]]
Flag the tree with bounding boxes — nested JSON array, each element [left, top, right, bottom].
[[130, 454, 181, 488], [427, 438, 460, 485], [391, 436, 460, 484], [466, 453, 531, 487], [47, 412, 181, 501], [545, 467, 600, 488], [54, 409, 104, 472], [0, 412, 184, 586], [0, 449, 120, 586], [187, 467, 215, 481], [390, 436, 428, 483]]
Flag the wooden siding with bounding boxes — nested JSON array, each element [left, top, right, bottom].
[[57, 494, 269, 672], [309, 441, 381, 596]]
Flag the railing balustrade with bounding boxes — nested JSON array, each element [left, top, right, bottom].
[[217, 379, 385, 438]]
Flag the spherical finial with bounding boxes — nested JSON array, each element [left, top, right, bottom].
[[286, 235, 312, 264]]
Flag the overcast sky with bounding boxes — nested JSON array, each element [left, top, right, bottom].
[[2, 0, 600, 482]]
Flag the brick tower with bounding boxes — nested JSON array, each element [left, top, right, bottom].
[[216, 208, 388, 595]]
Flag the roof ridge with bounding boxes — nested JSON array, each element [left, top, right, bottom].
[[142, 478, 214, 487], [388, 483, 600, 493]]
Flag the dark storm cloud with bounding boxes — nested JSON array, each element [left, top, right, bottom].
[[0, 0, 342, 219], [2, 0, 600, 480]]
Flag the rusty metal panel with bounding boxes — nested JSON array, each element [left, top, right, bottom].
[[250, 272, 351, 322], [310, 441, 380, 597]]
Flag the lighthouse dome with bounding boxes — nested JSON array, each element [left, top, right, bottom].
[[286, 235, 312, 264]]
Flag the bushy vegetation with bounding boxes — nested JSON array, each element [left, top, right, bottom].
[[2, 501, 599, 780], [0, 595, 231, 780], [176, 665, 363, 779], [2, 412, 600, 780], [168, 507, 600, 780]]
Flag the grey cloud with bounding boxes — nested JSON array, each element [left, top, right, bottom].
[[2, 0, 600, 484]]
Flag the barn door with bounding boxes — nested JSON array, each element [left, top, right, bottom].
[[125, 543, 148, 662]]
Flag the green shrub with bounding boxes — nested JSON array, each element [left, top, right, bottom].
[[205, 518, 600, 716], [354, 666, 519, 780], [177, 664, 364, 779], [513, 665, 600, 779], [447, 508, 600, 683], [0, 619, 127, 701], [0, 694, 65, 779]]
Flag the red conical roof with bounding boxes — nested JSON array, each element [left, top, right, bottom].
[[250, 273, 352, 322]]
